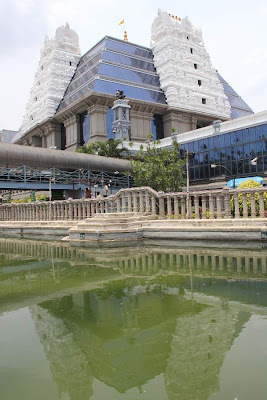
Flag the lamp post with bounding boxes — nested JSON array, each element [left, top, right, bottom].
[[211, 157, 258, 188]]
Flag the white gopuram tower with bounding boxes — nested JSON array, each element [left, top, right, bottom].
[[21, 23, 81, 134], [151, 10, 231, 119]]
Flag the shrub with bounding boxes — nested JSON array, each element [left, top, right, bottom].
[[230, 179, 267, 217]]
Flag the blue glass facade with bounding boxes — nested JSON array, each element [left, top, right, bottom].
[[180, 123, 267, 182], [57, 37, 166, 113], [106, 108, 114, 139], [151, 115, 164, 140], [80, 112, 90, 144]]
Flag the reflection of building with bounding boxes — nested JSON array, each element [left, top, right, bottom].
[[31, 287, 205, 395], [31, 305, 93, 400], [30, 283, 251, 399], [8, 10, 252, 155], [165, 307, 250, 400]]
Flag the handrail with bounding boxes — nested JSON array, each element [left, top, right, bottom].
[[0, 186, 266, 221]]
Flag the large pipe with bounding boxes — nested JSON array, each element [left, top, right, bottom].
[[0, 142, 131, 173]]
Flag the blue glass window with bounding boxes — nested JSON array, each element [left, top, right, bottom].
[[80, 112, 90, 144], [242, 129, 249, 143], [106, 108, 114, 139], [98, 63, 161, 87], [151, 115, 164, 140], [102, 50, 156, 72], [93, 79, 166, 104], [225, 133, 231, 146], [262, 124, 267, 138], [248, 127, 255, 142], [105, 39, 153, 59]]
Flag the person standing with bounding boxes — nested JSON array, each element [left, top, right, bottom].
[[103, 183, 109, 197]]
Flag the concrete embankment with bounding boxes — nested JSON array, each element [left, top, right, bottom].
[[0, 221, 76, 240], [0, 215, 267, 244]]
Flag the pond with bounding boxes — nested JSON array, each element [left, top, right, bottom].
[[0, 238, 266, 400]]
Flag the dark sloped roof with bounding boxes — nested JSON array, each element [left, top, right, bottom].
[[217, 73, 253, 119]]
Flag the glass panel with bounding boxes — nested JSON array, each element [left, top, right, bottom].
[[225, 147, 232, 160], [102, 50, 156, 72], [193, 141, 199, 152], [105, 39, 153, 59], [249, 142, 256, 158], [151, 115, 164, 140], [262, 124, 267, 138], [225, 133, 231, 147], [243, 143, 250, 159], [209, 150, 214, 163], [80, 112, 90, 144], [93, 79, 166, 104], [98, 63, 161, 87], [236, 130, 242, 143], [218, 135, 224, 148], [255, 126, 262, 141], [256, 141, 262, 155], [242, 129, 249, 143], [248, 127, 255, 142]]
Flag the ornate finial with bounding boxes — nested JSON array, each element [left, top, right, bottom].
[[124, 31, 128, 41]]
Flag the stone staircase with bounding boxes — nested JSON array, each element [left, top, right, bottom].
[[68, 212, 156, 245]]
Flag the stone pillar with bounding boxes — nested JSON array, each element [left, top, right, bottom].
[[234, 192, 240, 218], [44, 122, 62, 149], [259, 192, 265, 218], [64, 115, 81, 150], [202, 195, 207, 219], [251, 193, 256, 218], [243, 193, 248, 218], [130, 109, 153, 141], [223, 191, 231, 218], [209, 194, 214, 219], [88, 105, 108, 142]]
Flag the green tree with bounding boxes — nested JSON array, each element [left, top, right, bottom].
[[131, 139, 185, 192], [230, 179, 267, 216], [76, 138, 129, 159]]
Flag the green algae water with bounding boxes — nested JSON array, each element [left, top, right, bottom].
[[0, 239, 267, 400]]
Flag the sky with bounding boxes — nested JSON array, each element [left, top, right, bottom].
[[0, 0, 266, 131]]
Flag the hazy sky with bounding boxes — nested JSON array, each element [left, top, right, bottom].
[[0, 0, 266, 131]]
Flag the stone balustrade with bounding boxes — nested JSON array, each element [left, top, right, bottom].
[[0, 186, 266, 221]]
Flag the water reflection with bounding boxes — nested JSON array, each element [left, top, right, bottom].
[[0, 239, 267, 399]]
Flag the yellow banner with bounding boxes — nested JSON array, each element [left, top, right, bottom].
[[118, 19, 124, 26]]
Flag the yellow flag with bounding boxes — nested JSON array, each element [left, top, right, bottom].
[[118, 19, 124, 26]]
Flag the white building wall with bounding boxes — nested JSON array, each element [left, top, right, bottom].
[[21, 23, 81, 134], [151, 10, 231, 119]]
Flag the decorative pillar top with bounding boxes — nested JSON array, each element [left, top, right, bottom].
[[150, 9, 231, 119], [112, 91, 131, 141], [21, 23, 81, 135]]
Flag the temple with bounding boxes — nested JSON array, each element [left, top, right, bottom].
[[9, 10, 252, 151]]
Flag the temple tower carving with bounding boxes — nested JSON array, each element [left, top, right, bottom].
[[151, 10, 231, 119], [21, 23, 81, 134]]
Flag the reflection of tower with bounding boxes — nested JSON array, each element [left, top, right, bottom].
[[165, 306, 250, 400], [112, 91, 131, 141], [30, 305, 93, 400]]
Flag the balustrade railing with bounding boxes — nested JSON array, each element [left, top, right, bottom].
[[0, 186, 266, 221]]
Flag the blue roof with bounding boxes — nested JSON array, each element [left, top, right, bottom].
[[57, 37, 166, 112], [57, 36, 253, 119]]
